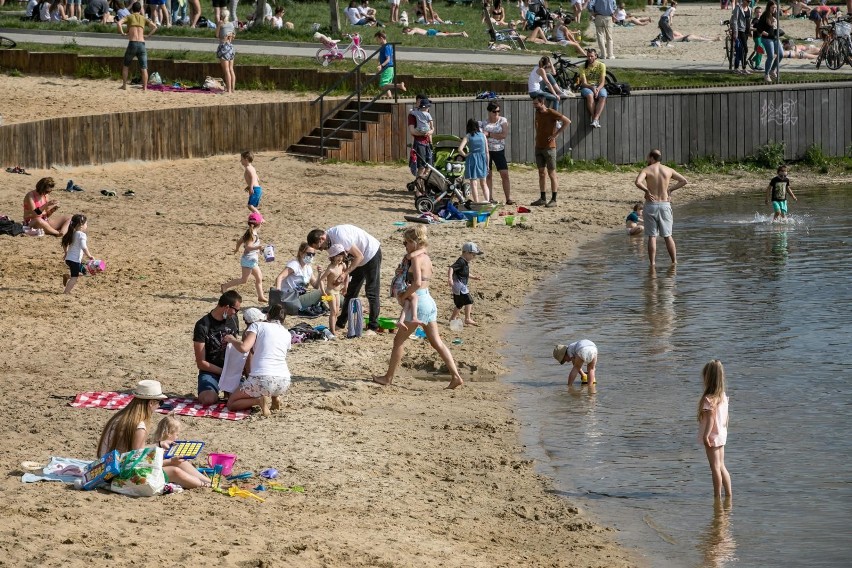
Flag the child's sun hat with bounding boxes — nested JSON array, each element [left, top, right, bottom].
[[553, 344, 569, 364], [328, 243, 346, 257], [243, 307, 266, 324]]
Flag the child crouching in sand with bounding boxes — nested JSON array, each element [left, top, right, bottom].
[[154, 414, 211, 489], [320, 244, 350, 336]]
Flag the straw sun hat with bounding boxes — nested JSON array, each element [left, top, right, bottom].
[[132, 380, 167, 400]]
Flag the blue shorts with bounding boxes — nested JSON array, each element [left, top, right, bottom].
[[426, 29, 438, 36], [580, 87, 608, 99], [240, 256, 259, 269], [248, 186, 262, 207], [123, 41, 148, 70], [198, 372, 220, 394], [772, 200, 788, 214], [413, 289, 438, 324]]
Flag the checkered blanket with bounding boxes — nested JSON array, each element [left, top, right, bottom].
[[70, 392, 251, 421]]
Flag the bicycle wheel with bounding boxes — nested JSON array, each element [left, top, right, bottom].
[[725, 34, 734, 70], [825, 39, 845, 70], [315, 48, 329, 65], [351, 47, 366, 64], [0, 36, 17, 49], [843, 39, 852, 67]]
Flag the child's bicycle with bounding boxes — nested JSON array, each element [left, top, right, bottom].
[[721, 19, 735, 70], [315, 33, 367, 67], [551, 52, 618, 93], [0, 35, 17, 49]]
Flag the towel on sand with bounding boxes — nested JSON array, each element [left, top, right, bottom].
[[21, 457, 91, 483], [71, 392, 250, 421]]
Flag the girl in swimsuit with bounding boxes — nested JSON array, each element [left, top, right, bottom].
[[221, 212, 268, 303], [22, 177, 72, 237]]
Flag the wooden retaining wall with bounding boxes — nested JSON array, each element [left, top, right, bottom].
[[426, 83, 852, 164], [0, 101, 320, 168]]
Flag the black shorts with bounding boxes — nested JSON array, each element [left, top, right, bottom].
[[212, 0, 228, 7], [489, 149, 508, 171], [453, 293, 473, 308], [66, 259, 83, 277]]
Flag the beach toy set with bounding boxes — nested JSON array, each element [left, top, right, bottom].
[[85, 259, 106, 275], [81, 450, 120, 490]]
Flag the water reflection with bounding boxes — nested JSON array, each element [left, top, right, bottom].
[[642, 265, 677, 355], [698, 498, 737, 568]]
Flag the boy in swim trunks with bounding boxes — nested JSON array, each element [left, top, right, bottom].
[[241, 150, 262, 214], [765, 165, 798, 221]]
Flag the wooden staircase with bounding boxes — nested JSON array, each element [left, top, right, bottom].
[[286, 101, 396, 162]]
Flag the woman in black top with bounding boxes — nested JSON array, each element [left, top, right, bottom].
[[755, 1, 782, 82]]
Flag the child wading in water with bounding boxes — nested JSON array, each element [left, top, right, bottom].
[[221, 212, 268, 303], [448, 241, 483, 325], [154, 414, 211, 488], [765, 165, 798, 221], [698, 359, 732, 499], [390, 246, 425, 331], [320, 244, 351, 336], [241, 150, 262, 214], [61, 214, 94, 294], [553, 340, 597, 386]]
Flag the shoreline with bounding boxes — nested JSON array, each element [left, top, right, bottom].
[[2, 113, 850, 564]]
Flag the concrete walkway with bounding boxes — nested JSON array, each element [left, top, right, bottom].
[[2, 27, 850, 74]]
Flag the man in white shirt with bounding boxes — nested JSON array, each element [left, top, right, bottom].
[[307, 225, 383, 332]]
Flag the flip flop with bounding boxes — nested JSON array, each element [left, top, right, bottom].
[[123, 190, 135, 196], [72, 184, 84, 192], [100, 190, 116, 197]]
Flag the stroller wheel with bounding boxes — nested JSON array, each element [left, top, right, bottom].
[[415, 196, 435, 213]]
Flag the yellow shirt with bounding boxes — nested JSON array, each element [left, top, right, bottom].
[[580, 61, 606, 87], [125, 13, 146, 29]]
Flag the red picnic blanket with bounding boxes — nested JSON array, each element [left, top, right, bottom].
[[70, 391, 250, 421]]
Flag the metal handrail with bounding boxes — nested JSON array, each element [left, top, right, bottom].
[[311, 43, 400, 158]]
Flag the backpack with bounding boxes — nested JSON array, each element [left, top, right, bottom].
[[605, 82, 631, 96], [347, 298, 363, 338]]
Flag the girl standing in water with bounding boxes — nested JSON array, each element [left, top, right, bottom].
[[698, 359, 732, 499]]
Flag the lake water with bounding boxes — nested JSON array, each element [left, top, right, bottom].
[[502, 184, 852, 567]]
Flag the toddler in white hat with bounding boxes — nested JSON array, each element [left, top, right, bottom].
[[553, 340, 597, 386]]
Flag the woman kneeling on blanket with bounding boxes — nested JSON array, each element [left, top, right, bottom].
[[96, 380, 211, 489]]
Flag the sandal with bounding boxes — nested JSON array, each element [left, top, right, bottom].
[[123, 190, 136, 196], [100, 189, 116, 197], [505, 199, 516, 205]]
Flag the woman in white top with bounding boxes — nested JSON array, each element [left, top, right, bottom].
[[528, 56, 566, 109], [49, 0, 69, 21], [224, 304, 292, 416], [614, 3, 650, 25], [481, 102, 513, 204], [274, 242, 324, 309]]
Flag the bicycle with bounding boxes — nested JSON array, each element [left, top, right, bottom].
[[814, 18, 852, 70], [551, 52, 617, 94], [0, 35, 17, 49], [314, 33, 366, 67], [721, 19, 735, 70]]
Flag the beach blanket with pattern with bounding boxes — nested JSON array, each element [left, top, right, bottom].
[[70, 392, 250, 421]]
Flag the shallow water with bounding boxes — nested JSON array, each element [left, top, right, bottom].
[[502, 185, 852, 567]]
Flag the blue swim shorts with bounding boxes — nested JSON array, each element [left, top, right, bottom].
[[426, 29, 438, 37], [248, 186, 262, 207], [198, 372, 220, 395], [413, 289, 438, 324], [772, 200, 788, 214], [240, 256, 259, 269]]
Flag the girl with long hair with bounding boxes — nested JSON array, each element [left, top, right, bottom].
[[698, 360, 732, 499], [221, 212, 268, 303], [61, 213, 94, 294]]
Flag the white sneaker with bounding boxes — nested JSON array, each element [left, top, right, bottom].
[[592, 119, 601, 128], [607, 55, 616, 60]]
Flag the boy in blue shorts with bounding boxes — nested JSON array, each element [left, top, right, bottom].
[[765, 165, 798, 221], [241, 150, 262, 214]]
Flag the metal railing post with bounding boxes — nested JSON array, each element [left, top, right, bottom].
[[319, 97, 325, 157], [393, 43, 399, 104]]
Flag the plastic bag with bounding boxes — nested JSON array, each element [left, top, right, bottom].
[[109, 447, 165, 497]]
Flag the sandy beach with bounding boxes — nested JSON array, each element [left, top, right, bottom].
[[0, 7, 846, 561]]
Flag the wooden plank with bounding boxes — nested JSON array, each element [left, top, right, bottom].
[[804, 89, 815, 157]]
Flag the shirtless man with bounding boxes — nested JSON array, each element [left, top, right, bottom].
[[118, 2, 157, 91], [634, 149, 688, 266]]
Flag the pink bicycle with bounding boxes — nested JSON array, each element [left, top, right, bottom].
[[315, 33, 367, 66]]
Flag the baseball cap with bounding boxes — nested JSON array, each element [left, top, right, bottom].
[[462, 242, 483, 255], [328, 243, 346, 257], [553, 345, 569, 364], [248, 212, 264, 225], [418, 98, 432, 108]]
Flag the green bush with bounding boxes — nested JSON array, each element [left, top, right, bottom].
[[751, 142, 785, 169]]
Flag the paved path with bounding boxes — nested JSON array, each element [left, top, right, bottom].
[[3, 27, 849, 74]]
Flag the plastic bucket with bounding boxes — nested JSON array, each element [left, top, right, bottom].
[[505, 215, 515, 226], [207, 453, 237, 475]]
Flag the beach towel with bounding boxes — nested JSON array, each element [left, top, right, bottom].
[[71, 392, 251, 420]]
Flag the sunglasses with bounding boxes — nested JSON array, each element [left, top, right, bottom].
[[228, 305, 240, 312], [490, 109, 501, 113], [304, 252, 316, 257]]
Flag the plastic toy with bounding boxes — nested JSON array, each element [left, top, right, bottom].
[[163, 441, 204, 460], [86, 259, 106, 275], [211, 464, 225, 493], [82, 450, 120, 490], [226, 471, 253, 481], [228, 486, 265, 502], [260, 468, 278, 479], [207, 452, 237, 476]]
